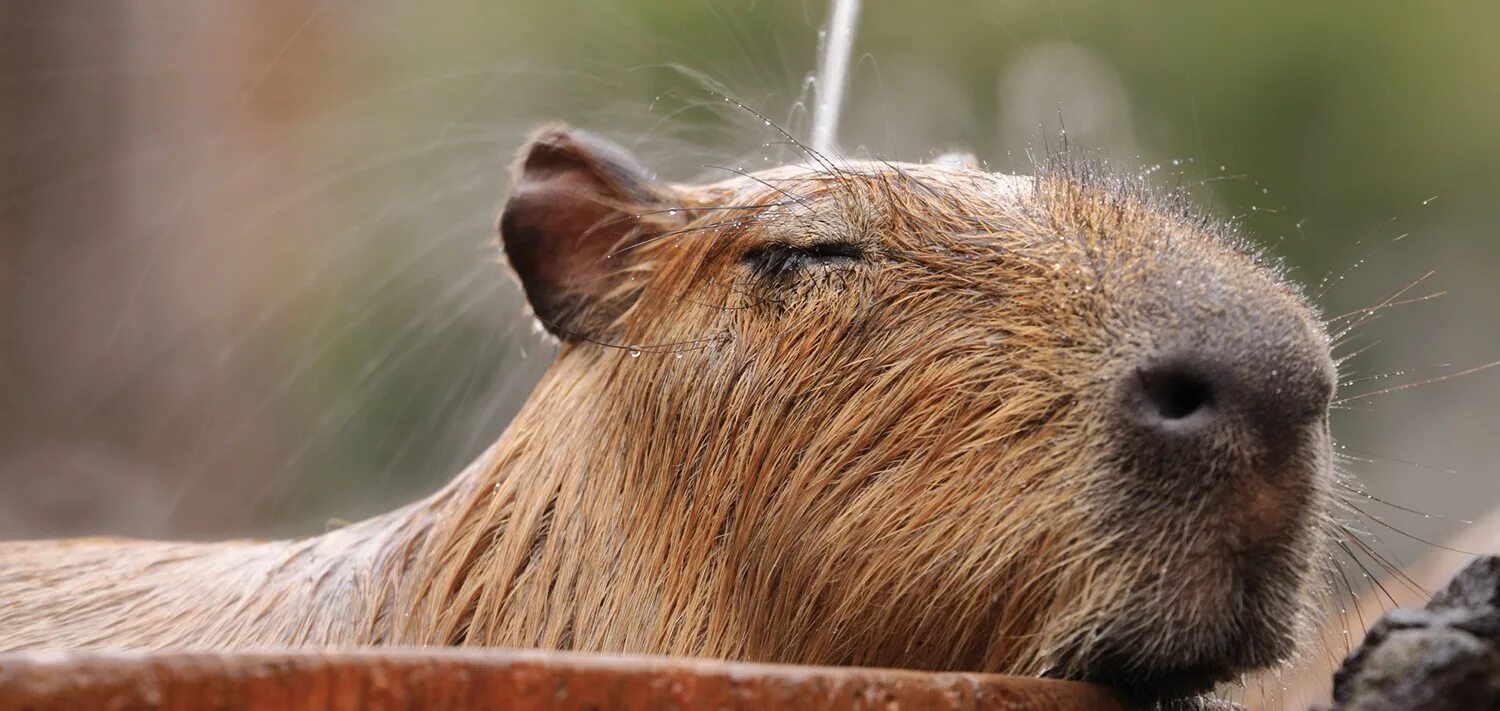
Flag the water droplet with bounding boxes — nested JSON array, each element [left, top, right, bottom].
[[667, 209, 678, 216], [628, 346, 642, 358]]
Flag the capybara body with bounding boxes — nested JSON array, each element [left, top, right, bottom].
[[0, 127, 1337, 700]]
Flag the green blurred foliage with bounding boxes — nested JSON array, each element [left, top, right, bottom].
[[6, 2, 1494, 538]]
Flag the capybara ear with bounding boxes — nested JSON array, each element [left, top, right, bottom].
[[499, 125, 681, 339]]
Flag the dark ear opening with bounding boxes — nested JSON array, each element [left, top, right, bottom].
[[499, 125, 681, 340]]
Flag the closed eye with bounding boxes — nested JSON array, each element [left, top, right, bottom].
[[741, 241, 864, 280]]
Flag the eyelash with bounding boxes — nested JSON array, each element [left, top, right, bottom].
[[740, 241, 865, 280]]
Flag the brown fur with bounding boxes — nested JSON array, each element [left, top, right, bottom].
[[0, 127, 1336, 700]]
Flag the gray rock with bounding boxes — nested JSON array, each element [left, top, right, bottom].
[[1331, 555, 1500, 711]]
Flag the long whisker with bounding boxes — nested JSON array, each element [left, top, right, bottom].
[[1339, 364, 1448, 388], [599, 206, 793, 260], [1333, 537, 1402, 610], [1336, 484, 1456, 523], [1333, 360, 1500, 404], [1338, 528, 1426, 601], [1326, 290, 1446, 324], [1340, 501, 1478, 556], [674, 71, 845, 177], [1334, 447, 1461, 477], [1326, 548, 1366, 654], [1327, 271, 1433, 341], [1333, 339, 1381, 368], [701, 164, 815, 208]]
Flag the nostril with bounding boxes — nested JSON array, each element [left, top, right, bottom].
[[1137, 366, 1214, 421]]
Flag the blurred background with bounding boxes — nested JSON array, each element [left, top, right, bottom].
[[1, 0, 1496, 587]]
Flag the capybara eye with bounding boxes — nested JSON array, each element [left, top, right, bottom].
[[741, 241, 863, 281]]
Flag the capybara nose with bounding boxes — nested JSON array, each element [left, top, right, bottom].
[[1133, 362, 1215, 426], [1122, 351, 1331, 465]]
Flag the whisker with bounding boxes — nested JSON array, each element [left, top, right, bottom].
[[1334, 537, 1401, 610], [1339, 528, 1426, 602], [1340, 501, 1477, 556], [1314, 238, 1371, 302], [537, 315, 726, 355], [1333, 339, 1381, 368], [605, 217, 761, 258], [1339, 364, 1448, 388], [689, 80, 846, 176], [636, 201, 801, 219], [701, 164, 815, 208], [1326, 290, 1446, 324], [1326, 549, 1366, 654], [1333, 360, 1500, 404], [1334, 447, 1461, 477], [1327, 271, 1434, 341]]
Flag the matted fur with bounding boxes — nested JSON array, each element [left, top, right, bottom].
[[0, 134, 1336, 700]]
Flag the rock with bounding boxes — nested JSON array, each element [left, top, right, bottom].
[[1331, 556, 1500, 711]]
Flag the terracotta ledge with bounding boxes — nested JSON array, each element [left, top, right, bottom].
[[0, 648, 1127, 710]]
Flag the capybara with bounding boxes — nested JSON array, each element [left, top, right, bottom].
[[0, 126, 1337, 701]]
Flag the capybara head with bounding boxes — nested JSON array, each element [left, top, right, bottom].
[[498, 126, 1336, 699]]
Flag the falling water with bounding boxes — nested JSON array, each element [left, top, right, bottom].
[[810, 0, 862, 155]]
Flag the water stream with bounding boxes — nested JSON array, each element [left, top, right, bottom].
[[810, 0, 861, 155]]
